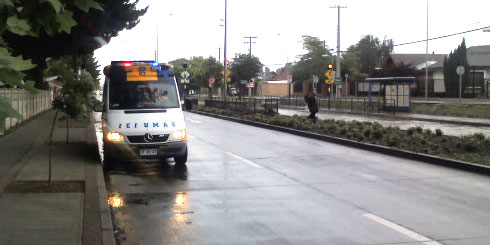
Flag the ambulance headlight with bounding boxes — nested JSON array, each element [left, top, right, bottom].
[[106, 132, 125, 142], [169, 129, 187, 141]]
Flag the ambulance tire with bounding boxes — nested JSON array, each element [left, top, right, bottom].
[[174, 149, 188, 166]]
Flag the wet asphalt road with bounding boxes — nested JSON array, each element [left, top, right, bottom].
[[97, 112, 490, 245]]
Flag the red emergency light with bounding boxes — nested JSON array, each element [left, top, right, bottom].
[[122, 62, 133, 68]]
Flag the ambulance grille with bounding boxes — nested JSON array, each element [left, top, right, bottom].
[[127, 134, 169, 143]]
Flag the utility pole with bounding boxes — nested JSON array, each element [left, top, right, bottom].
[[223, 0, 228, 99], [330, 5, 346, 98], [218, 47, 221, 63], [425, 0, 429, 98], [156, 27, 159, 62], [243, 36, 257, 57]]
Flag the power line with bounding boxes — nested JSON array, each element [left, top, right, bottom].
[[394, 25, 490, 47]]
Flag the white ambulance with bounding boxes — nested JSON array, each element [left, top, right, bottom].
[[101, 61, 187, 169]]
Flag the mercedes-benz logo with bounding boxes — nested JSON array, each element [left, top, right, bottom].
[[143, 133, 153, 142]]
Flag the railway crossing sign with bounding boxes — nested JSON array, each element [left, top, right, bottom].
[[325, 70, 334, 79]]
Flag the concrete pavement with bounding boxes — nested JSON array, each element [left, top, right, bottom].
[[0, 110, 114, 245]]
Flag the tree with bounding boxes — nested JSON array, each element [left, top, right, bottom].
[[229, 54, 262, 94], [0, 0, 146, 133], [444, 38, 470, 97], [0, 0, 104, 132], [190, 57, 222, 90], [347, 35, 393, 75], [373, 62, 418, 77], [291, 36, 332, 90], [170, 57, 222, 96], [340, 35, 393, 95], [3, 0, 147, 88]]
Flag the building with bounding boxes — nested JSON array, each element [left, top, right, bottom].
[[383, 45, 490, 97], [385, 53, 446, 95], [466, 45, 490, 95], [259, 64, 293, 97]]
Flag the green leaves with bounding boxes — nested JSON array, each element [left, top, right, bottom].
[[56, 10, 77, 34], [74, 0, 103, 13], [0, 68, 26, 87], [0, 49, 37, 92], [40, 0, 62, 13], [6, 16, 31, 36], [0, 0, 13, 7], [8, 55, 37, 72], [0, 96, 23, 132]]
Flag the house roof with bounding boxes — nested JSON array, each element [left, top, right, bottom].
[[467, 45, 490, 67], [388, 53, 446, 69], [269, 66, 292, 81]]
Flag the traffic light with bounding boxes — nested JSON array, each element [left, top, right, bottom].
[[328, 63, 334, 69]]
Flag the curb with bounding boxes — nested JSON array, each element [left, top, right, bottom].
[[190, 110, 490, 176], [88, 112, 116, 245]]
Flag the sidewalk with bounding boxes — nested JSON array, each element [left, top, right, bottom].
[[280, 105, 490, 127], [0, 110, 114, 245]]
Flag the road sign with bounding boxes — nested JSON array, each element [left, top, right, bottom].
[[312, 75, 319, 84], [334, 77, 342, 85], [246, 82, 254, 88], [183, 78, 189, 83], [181, 71, 190, 79], [325, 70, 334, 79], [287, 75, 293, 83], [240, 80, 248, 85], [208, 77, 216, 84], [325, 79, 334, 84], [221, 69, 231, 75], [456, 66, 465, 75]]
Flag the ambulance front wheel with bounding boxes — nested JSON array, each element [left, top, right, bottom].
[[174, 148, 188, 166]]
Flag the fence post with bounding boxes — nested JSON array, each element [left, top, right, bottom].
[[363, 98, 366, 115], [276, 97, 279, 114]]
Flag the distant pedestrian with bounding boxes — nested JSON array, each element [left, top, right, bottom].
[[304, 88, 319, 123]]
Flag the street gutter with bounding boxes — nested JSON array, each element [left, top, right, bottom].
[[190, 110, 490, 176]]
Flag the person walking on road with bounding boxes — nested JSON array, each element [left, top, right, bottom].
[[304, 88, 319, 123]]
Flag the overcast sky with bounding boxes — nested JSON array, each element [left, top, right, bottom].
[[94, 0, 490, 74]]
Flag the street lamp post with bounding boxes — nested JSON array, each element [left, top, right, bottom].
[[345, 73, 349, 97], [223, 0, 228, 100]]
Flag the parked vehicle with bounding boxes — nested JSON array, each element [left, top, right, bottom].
[[101, 61, 187, 169], [229, 87, 238, 96]]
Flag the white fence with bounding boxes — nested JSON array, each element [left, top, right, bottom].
[[0, 89, 53, 133]]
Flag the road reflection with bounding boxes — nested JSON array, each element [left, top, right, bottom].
[[108, 193, 124, 208]]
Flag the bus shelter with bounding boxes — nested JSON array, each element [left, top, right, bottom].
[[365, 77, 416, 112]]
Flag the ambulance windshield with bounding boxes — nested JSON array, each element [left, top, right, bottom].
[[109, 77, 180, 109]]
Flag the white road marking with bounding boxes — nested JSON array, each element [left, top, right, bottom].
[[187, 134, 195, 139], [186, 118, 202, 124], [362, 213, 442, 245], [227, 152, 262, 168]]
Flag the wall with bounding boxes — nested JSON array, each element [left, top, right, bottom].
[[433, 70, 445, 93], [261, 82, 293, 96], [0, 89, 52, 134]]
